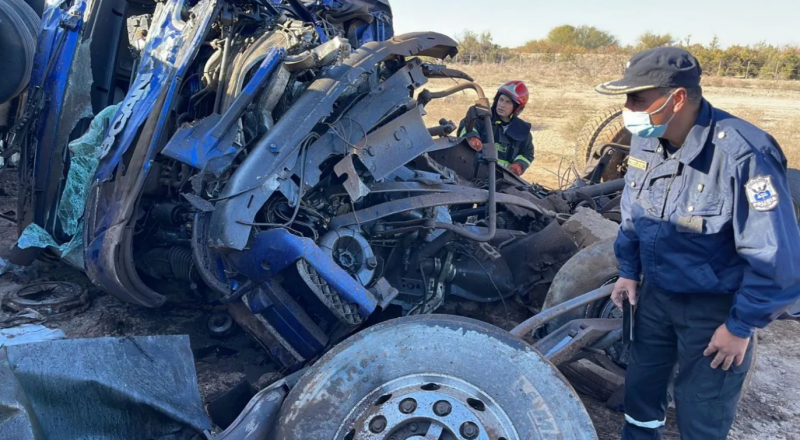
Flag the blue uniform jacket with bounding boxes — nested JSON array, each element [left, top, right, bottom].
[[615, 99, 800, 338]]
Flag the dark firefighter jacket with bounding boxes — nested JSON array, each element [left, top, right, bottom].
[[457, 115, 534, 172]]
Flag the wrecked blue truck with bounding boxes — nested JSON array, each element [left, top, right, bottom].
[[0, 0, 696, 438]]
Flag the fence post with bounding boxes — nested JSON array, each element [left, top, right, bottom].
[[745, 61, 751, 79], [775, 62, 780, 80], [519, 54, 522, 70], [717, 60, 722, 76]]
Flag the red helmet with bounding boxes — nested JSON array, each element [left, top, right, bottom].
[[496, 80, 529, 115]]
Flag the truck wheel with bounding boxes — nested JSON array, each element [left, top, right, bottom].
[[574, 106, 631, 181], [541, 239, 757, 404], [542, 238, 619, 336], [0, 0, 39, 103], [272, 315, 598, 440]]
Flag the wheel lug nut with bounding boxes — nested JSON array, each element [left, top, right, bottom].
[[409, 423, 418, 432], [399, 398, 417, 414], [460, 422, 479, 439], [433, 400, 452, 416], [369, 415, 387, 433]]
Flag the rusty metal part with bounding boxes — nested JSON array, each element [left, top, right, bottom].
[[533, 318, 621, 367], [271, 315, 597, 440], [329, 185, 554, 229], [2, 282, 88, 315], [510, 284, 614, 338]]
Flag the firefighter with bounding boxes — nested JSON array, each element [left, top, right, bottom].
[[596, 47, 800, 440], [458, 81, 534, 177]]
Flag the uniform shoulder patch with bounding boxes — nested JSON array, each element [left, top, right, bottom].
[[745, 175, 779, 211]]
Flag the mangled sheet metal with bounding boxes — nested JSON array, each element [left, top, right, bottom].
[[16, 104, 119, 268], [0, 335, 210, 440]]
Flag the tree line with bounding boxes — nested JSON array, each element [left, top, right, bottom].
[[455, 26, 800, 80]]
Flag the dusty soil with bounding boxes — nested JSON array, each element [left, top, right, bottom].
[[2, 63, 800, 438]]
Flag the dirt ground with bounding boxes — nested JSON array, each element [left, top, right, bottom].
[[2, 61, 800, 438]]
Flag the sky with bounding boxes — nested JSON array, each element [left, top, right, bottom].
[[391, 0, 799, 49]]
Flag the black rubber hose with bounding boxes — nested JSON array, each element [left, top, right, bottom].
[[214, 31, 233, 114], [423, 82, 497, 243], [571, 191, 598, 210], [569, 178, 625, 199]]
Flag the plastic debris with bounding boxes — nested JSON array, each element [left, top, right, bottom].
[[0, 308, 47, 329], [0, 324, 65, 346], [0, 335, 211, 439]]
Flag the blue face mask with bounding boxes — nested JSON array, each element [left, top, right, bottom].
[[622, 94, 676, 138]]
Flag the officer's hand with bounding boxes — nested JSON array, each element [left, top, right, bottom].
[[703, 324, 750, 371], [467, 137, 483, 151], [508, 163, 524, 176], [611, 278, 639, 309]]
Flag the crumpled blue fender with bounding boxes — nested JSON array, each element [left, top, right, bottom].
[[83, 0, 219, 307]]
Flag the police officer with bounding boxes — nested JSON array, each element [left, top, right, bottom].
[[595, 47, 800, 439], [458, 81, 534, 176]]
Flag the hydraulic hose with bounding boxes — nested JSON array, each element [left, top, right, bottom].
[[423, 82, 498, 243]]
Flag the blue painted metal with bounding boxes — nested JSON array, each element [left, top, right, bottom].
[[83, 0, 219, 307], [24, 2, 87, 235], [161, 47, 285, 174], [94, 0, 219, 181], [231, 228, 377, 318], [247, 281, 329, 359]]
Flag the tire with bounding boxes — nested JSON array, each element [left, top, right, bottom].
[[542, 238, 619, 335], [574, 105, 631, 180], [0, 0, 39, 103], [272, 315, 598, 440]]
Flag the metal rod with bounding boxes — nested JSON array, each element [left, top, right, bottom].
[[424, 82, 488, 102], [422, 82, 497, 242], [509, 284, 614, 337], [214, 29, 233, 114]]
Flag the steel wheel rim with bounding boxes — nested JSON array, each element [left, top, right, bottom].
[[337, 374, 517, 440]]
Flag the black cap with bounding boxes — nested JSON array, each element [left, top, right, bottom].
[[596, 47, 702, 95]]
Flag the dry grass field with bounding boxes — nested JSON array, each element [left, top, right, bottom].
[[421, 58, 800, 188]]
